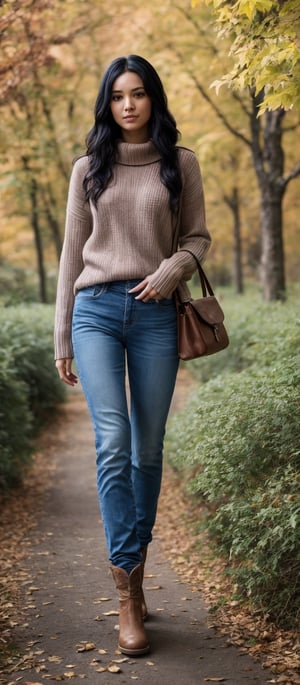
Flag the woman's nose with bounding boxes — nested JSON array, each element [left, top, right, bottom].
[[124, 97, 134, 111]]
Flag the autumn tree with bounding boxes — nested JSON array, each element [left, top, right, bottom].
[[0, 0, 105, 301], [193, 0, 300, 300], [1, 0, 299, 301], [198, 0, 300, 114]]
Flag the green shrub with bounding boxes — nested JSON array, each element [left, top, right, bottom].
[[167, 287, 300, 627], [188, 286, 300, 382], [0, 304, 66, 491], [211, 466, 300, 626], [0, 355, 32, 489]]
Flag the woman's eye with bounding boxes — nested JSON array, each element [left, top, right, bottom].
[[135, 91, 145, 97], [112, 95, 122, 101]]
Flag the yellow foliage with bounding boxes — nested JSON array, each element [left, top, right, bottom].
[[0, 0, 299, 287], [196, 0, 300, 114]]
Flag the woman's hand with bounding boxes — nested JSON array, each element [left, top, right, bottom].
[[55, 358, 78, 386], [128, 279, 162, 302]]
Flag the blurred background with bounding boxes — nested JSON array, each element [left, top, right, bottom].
[[1, 1, 300, 635], [1, 0, 299, 305]]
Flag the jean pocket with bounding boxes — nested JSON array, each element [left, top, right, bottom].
[[92, 284, 108, 297], [157, 297, 175, 307], [77, 284, 108, 298]]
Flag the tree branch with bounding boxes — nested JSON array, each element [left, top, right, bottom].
[[173, 3, 218, 56], [188, 70, 252, 148], [231, 90, 252, 118], [282, 163, 300, 188], [167, 42, 251, 147]]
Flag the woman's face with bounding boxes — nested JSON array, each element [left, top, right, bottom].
[[110, 71, 152, 143]]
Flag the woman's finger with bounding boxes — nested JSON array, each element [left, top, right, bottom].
[[128, 280, 161, 301], [55, 359, 78, 386], [128, 280, 147, 294]]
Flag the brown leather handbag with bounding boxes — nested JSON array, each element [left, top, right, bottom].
[[175, 250, 229, 361]]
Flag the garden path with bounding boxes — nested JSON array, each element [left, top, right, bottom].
[[4, 370, 271, 685]]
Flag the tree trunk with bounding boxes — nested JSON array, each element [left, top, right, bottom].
[[224, 186, 243, 294], [22, 155, 48, 302], [260, 182, 285, 301], [30, 177, 48, 303], [250, 97, 286, 300], [41, 184, 63, 261]]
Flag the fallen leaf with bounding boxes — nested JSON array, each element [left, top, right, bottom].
[[145, 585, 162, 591], [48, 656, 63, 663], [108, 664, 122, 673], [103, 610, 119, 616], [76, 642, 96, 652], [64, 673, 77, 679], [90, 658, 102, 665]]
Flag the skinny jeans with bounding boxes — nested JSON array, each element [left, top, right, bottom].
[[72, 280, 179, 572]]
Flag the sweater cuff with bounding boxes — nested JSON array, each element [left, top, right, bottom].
[[148, 242, 211, 298], [54, 324, 74, 360]]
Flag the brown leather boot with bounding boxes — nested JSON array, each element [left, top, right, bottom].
[[140, 547, 148, 621], [111, 563, 150, 656]]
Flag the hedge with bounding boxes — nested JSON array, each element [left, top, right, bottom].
[[167, 287, 300, 628], [0, 305, 65, 490]]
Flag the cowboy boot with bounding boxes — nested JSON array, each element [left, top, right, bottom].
[[111, 563, 150, 656], [140, 546, 148, 621]]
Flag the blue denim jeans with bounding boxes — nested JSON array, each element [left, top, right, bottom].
[[72, 280, 179, 572]]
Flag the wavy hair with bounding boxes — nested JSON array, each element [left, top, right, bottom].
[[83, 55, 182, 212]]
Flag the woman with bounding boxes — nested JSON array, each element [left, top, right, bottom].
[[55, 54, 211, 656]]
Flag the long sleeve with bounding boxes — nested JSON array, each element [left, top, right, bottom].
[[54, 157, 92, 359], [147, 149, 211, 298]]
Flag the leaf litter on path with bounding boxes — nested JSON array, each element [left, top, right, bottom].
[[1, 371, 299, 684]]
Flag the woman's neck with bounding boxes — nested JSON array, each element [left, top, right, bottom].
[[121, 129, 150, 144]]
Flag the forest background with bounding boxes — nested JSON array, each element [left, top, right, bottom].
[[0, 0, 300, 303], [0, 0, 300, 649]]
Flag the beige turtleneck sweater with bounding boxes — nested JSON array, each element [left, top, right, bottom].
[[54, 140, 211, 359]]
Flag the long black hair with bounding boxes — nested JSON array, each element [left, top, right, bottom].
[[83, 55, 182, 213]]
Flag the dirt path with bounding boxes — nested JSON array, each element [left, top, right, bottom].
[[1, 370, 272, 684]]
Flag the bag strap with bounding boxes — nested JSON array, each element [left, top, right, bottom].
[[170, 199, 213, 300], [180, 249, 214, 298]]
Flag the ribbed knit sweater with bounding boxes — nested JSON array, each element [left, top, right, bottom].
[[54, 140, 211, 359]]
